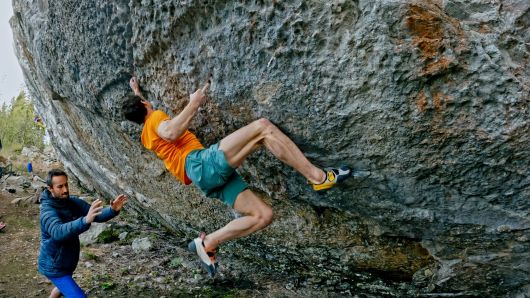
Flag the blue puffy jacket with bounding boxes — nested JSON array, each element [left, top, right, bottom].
[[38, 189, 119, 277]]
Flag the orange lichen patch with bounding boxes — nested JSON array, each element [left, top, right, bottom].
[[479, 23, 492, 33], [416, 90, 428, 112], [422, 56, 454, 76], [405, 3, 465, 75], [432, 91, 445, 111], [406, 5, 444, 39], [415, 90, 449, 112], [405, 4, 445, 59], [414, 39, 441, 60]]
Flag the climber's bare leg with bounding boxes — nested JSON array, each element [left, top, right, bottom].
[[203, 189, 272, 251], [218, 118, 325, 184]]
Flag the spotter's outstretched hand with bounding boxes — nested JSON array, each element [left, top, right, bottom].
[[111, 194, 128, 212]]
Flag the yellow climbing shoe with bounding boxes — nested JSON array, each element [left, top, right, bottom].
[[311, 166, 352, 191]]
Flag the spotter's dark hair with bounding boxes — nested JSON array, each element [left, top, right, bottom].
[[46, 169, 68, 187]]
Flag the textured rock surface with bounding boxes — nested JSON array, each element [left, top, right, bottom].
[[10, 0, 529, 295]]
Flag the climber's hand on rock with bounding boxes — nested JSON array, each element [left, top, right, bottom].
[[130, 77, 141, 96], [190, 82, 209, 108]]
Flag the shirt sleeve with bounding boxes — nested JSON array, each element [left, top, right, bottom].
[[148, 110, 170, 134]]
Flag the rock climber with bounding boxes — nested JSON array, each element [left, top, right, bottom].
[[121, 77, 351, 277]]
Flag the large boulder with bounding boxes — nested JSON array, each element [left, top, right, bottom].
[[2, 175, 32, 194], [10, 0, 530, 295], [79, 222, 110, 246]]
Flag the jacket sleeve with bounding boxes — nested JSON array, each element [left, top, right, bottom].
[[41, 209, 91, 242], [72, 196, 119, 223], [94, 207, 119, 223], [73, 196, 91, 215]]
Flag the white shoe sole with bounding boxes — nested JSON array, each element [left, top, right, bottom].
[[192, 238, 213, 266]]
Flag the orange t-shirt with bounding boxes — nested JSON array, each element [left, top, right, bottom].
[[141, 110, 204, 185]]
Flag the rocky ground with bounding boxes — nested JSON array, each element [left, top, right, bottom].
[[1, 147, 385, 297]]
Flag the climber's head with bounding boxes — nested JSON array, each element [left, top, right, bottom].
[[122, 94, 152, 124]]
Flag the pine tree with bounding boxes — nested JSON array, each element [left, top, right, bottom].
[[0, 91, 45, 152]]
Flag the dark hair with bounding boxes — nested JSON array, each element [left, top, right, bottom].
[[122, 94, 147, 124], [46, 169, 68, 187]]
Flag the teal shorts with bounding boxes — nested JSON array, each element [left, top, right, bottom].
[[185, 143, 248, 207]]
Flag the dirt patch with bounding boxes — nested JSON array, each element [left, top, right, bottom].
[[0, 191, 47, 297]]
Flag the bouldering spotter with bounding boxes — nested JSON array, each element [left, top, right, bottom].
[[38, 169, 128, 297]]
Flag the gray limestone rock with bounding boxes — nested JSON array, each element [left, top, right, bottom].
[[131, 237, 153, 253], [79, 222, 110, 246], [9, 0, 530, 296]]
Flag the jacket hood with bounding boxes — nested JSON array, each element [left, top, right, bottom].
[[40, 189, 69, 208]]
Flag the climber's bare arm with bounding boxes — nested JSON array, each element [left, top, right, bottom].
[[156, 82, 209, 142]]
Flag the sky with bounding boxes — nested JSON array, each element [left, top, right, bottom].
[[0, 1, 26, 107]]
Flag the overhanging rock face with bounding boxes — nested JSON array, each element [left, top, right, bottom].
[[11, 0, 529, 295]]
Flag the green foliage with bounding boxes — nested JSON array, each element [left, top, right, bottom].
[[0, 91, 45, 153], [94, 273, 115, 290], [82, 251, 99, 261], [96, 228, 120, 244], [170, 256, 183, 268], [101, 282, 115, 290]]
